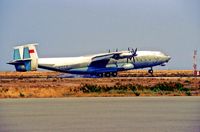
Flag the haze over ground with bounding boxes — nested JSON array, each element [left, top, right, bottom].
[[0, 0, 200, 71]]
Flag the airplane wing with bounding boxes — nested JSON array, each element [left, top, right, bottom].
[[91, 52, 121, 61], [90, 52, 121, 68]]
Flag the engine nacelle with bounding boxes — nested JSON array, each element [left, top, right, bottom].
[[122, 63, 134, 70], [119, 52, 133, 59]]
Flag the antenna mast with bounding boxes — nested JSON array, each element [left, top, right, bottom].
[[193, 50, 197, 76]]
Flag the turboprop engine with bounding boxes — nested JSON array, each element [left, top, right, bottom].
[[119, 52, 133, 58], [117, 48, 137, 63], [122, 63, 134, 70]]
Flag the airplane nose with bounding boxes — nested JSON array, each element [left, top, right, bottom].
[[160, 52, 171, 62], [166, 55, 171, 62]]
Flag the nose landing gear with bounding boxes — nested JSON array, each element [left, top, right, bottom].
[[148, 67, 154, 76]]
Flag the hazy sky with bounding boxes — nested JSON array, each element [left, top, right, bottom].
[[0, 0, 200, 71]]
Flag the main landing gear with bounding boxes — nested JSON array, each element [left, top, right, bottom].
[[148, 67, 154, 76], [95, 72, 118, 78]]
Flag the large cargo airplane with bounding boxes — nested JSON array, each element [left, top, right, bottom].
[[7, 43, 171, 77]]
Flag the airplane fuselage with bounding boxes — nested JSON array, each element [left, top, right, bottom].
[[38, 51, 170, 75]]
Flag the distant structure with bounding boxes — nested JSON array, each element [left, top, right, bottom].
[[193, 50, 200, 76]]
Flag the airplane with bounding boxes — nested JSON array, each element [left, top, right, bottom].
[[7, 43, 171, 77]]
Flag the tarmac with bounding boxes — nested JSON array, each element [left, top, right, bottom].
[[0, 97, 200, 132]]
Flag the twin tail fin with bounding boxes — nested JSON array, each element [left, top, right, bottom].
[[7, 43, 38, 71]]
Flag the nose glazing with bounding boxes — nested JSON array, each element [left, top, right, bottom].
[[161, 52, 171, 62], [168, 56, 171, 60], [165, 55, 171, 62]]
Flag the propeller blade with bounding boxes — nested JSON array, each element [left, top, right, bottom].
[[116, 48, 118, 52], [131, 48, 137, 63], [131, 48, 134, 53], [131, 48, 137, 56], [134, 48, 137, 54]]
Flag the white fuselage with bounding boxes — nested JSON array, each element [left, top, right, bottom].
[[37, 51, 170, 74]]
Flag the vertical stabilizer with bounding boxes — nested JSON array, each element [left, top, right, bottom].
[[13, 46, 23, 60], [8, 43, 39, 71]]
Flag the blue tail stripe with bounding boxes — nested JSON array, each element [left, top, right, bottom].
[[24, 60, 31, 71], [23, 47, 30, 59], [14, 60, 31, 71], [13, 49, 21, 60]]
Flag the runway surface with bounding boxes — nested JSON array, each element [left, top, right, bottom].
[[0, 97, 200, 132]]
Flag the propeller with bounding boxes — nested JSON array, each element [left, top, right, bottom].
[[127, 48, 137, 63], [116, 48, 118, 52], [108, 49, 110, 53], [131, 48, 137, 56]]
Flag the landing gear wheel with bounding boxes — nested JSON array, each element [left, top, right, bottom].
[[97, 73, 103, 78], [111, 72, 118, 77], [148, 68, 154, 76], [105, 72, 111, 77]]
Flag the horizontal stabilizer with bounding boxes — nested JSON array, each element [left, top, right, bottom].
[[7, 59, 32, 65]]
